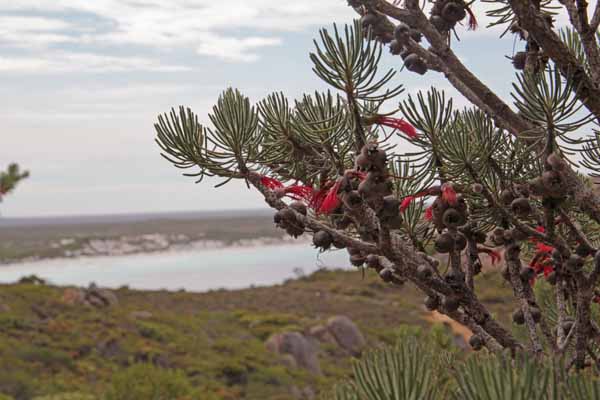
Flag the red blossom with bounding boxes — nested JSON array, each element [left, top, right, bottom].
[[400, 196, 416, 212], [594, 296, 600, 304], [376, 116, 418, 139], [441, 183, 458, 206], [260, 176, 284, 190], [536, 242, 554, 254], [318, 179, 343, 214], [466, 6, 478, 30], [424, 206, 433, 221], [281, 185, 314, 201]]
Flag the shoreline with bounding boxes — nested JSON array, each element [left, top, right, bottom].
[[0, 235, 312, 267]]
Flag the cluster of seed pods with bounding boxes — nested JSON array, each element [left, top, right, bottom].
[[429, 0, 475, 33]]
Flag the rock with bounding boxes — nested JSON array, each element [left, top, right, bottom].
[[86, 284, 119, 307], [97, 338, 123, 359], [266, 332, 321, 375], [326, 316, 366, 356], [307, 325, 336, 344], [61, 288, 87, 306], [129, 310, 153, 320]]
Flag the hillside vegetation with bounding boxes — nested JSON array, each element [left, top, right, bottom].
[[0, 268, 516, 399]]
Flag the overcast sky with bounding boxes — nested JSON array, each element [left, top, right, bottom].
[[0, 0, 583, 217]]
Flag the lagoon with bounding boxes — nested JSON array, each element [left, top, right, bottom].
[[0, 243, 350, 292]]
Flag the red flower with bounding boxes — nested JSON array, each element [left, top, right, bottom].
[[260, 176, 284, 190], [318, 179, 343, 214], [375, 116, 418, 139], [424, 205, 433, 221], [281, 185, 314, 201], [400, 196, 416, 212], [466, 6, 478, 30], [441, 183, 458, 206]]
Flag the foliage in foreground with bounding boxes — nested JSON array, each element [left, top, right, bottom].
[[155, 0, 600, 377], [330, 333, 600, 400]]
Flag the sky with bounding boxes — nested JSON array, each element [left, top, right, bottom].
[[0, 0, 586, 217]]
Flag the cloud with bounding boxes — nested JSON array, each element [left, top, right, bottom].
[[196, 35, 282, 62], [0, 0, 353, 71], [0, 52, 189, 73]]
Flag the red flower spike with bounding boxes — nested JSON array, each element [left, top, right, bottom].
[[424, 206, 433, 221], [318, 179, 343, 215], [466, 6, 478, 30], [543, 265, 554, 278], [376, 116, 418, 139], [283, 185, 314, 201], [441, 183, 458, 206], [400, 196, 416, 213], [536, 243, 554, 254], [260, 176, 284, 190]]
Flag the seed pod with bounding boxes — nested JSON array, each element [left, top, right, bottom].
[[361, 13, 380, 28], [551, 249, 562, 261], [546, 271, 557, 285], [471, 183, 483, 194], [290, 201, 307, 216], [273, 211, 283, 225], [528, 177, 545, 196], [404, 54, 428, 75], [400, 49, 412, 60], [430, 15, 452, 31], [435, 232, 455, 254], [355, 153, 371, 171], [469, 335, 483, 351], [344, 190, 363, 208], [512, 309, 525, 325], [347, 246, 362, 256], [511, 197, 532, 217], [379, 267, 394, 282], [280, 208, 296, 222], [500, 189, 515, 206], [520, 266, 535, 281], [431, 197, 449, 230], [366, 254, 380, 269], [472, 230, 487, 244], [389, 39, 403, 55], [286, 225, 304, 238], [357, 178, 375, 197], [541, 170, 563, 198], [503, 229, 514, 243], [473, 259, 482, 275], [410, 29, 423, 42], [510, 228, 529, 242], [417, 264, 433, 280], [576, 243, 593, 258], [370, 149, 388, 171], [513, 51, 527, 70], [442, 296, 460, 312], [501, 265, 511, 281], [332, 237, 346, 249], [313, 230, 333, 250], [424, 296, 439, 311], [546, 153, 566, 171], [566, 254, 584, 271], [335, 215, 353, 230], [515, 184, 530, 198], [380, 196, 400, 218], [350, 254, 366, 267], [442, 208, 466, 228], [442, 2, 466, 23], [454, 233, 467, 251], [491, 228, 506, 246], [393, 22, 411, 43], [530, 307, 541, 323]]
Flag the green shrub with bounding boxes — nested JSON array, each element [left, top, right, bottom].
[[104, 364, 193, 400], [33, 394, 95, 400], [0, 370, 36, 400]]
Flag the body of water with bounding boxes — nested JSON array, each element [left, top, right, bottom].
[[0, 244, 350, 292]]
